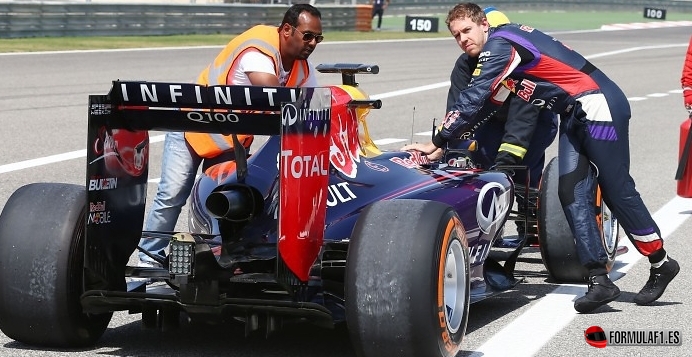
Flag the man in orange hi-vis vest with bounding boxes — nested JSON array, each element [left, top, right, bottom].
[[138, 3, 323, 268]]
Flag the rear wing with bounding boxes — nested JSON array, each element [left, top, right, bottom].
[[85, 64, 378, 289], [103, 62, 380, 133], [86, 82, 316, 287], [102, 81, 305, 134]]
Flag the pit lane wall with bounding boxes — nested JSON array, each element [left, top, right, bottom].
[[1, 0, 691, 39]]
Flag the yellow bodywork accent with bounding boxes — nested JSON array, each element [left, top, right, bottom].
[[335, 84, 382, 158]]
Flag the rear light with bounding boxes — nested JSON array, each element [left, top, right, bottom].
[[169, 233, 195, 276]]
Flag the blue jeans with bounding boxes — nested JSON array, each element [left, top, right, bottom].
[[139, 131, 203, 264]]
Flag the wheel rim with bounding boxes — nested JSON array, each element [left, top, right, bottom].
[[600, 201, 618, 256], [444, 238, 467, 334]]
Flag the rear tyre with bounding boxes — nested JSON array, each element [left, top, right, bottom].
[[0, 183, 112, 347], [537, 157, 620, 282], [346, 199, 469, 357]]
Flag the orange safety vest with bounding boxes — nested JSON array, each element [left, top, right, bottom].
[[186, 25, 312, 158]]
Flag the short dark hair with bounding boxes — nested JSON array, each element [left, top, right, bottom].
[[445, 3, 485, 29], [281, 3, 322, 28]]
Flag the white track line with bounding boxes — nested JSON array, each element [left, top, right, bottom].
[[601, 20, 692, 31], [469, 196, 692, 357]]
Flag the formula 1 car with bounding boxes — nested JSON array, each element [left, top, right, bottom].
[[0, 63, 619, 357]]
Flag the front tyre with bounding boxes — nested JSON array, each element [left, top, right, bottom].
[[0, 183, 112, 347], [346, 199, 469, 357]]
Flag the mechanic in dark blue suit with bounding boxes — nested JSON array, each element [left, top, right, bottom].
[[445, 7, 558, 245], [403, 3, 679, 313]]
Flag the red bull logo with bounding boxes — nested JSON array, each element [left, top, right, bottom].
[[92, 127, 149, 177], [329, 86, 367, 179]]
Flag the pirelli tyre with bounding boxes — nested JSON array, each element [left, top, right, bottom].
[[346, 199, 469, 357], [0, 183, 112, 347], [537, 157, 620, 283]]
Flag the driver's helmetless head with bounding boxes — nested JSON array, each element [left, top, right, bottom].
[[445, 3, 490, 57]]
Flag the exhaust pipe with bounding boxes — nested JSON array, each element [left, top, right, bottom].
[[205, 184, 263, 222]]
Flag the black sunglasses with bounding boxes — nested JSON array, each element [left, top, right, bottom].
[[292, 26, 324, 44]]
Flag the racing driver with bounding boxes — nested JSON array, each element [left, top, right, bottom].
[[404, 3, 679, 313], [443, 7, 558, 247]]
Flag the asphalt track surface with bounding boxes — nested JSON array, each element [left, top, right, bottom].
[[1, 26, 691, 357]]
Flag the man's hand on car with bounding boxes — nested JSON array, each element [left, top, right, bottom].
[[401, 142, 443, 161]]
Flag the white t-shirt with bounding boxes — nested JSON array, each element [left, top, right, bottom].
[[228, 49, 318, 87]]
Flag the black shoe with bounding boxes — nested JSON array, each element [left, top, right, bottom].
[[633, 258, 679, 305], [574, 274, 621, 313]]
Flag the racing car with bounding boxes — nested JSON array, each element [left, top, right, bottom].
[[0, 63, 620, 357]]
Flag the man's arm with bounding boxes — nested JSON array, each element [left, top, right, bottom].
[[495, 95, 541, 166], [448, 53, 547, 167], [247, 72, 281, 86], [433, 36, 519, 149]]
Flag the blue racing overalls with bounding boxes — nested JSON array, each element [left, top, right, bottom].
[[435, 23, 664, 272]]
